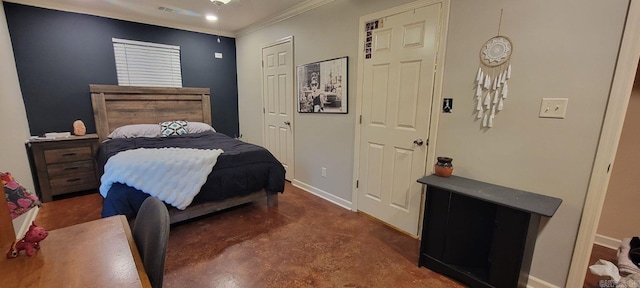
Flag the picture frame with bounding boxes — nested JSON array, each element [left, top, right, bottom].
[[297, 56, 348, 114]]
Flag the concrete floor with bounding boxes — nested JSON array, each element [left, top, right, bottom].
[[35, 182, 465, 288]]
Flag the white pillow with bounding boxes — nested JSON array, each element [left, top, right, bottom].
[[108, 124, 161, 139], [187, 122, 216, 133]]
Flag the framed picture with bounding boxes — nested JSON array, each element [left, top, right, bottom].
[[297, 56, 348, 113]]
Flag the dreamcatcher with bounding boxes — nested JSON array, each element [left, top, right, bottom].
[[475, 10, 513, 128]]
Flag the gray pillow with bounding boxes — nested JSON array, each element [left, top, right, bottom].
[[108, 124, 161, 138]]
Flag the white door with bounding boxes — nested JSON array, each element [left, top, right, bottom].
[[357, 2, 444, 235], [262, 38, 294, 181]]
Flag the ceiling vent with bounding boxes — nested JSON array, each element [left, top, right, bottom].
[[158, 6, 176, 13], [157, 6, 198, 16]]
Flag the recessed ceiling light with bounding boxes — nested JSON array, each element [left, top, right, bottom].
[[206, 15, 218, 21], [210, 0, 232, 4]]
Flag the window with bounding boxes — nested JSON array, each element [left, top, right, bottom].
[[112, 38, 182, 87]]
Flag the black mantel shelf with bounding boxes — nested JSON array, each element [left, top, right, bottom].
[[417, 174, 562, 288], [417, 175, 562, 217]]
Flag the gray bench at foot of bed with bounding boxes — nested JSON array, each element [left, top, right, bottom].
[[167, 189, 279, 224]]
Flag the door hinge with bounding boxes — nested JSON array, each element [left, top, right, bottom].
[[356, 180, 359, 188], [263, 107, 265, 113], [359, 115, 362, 124], [426, 139, 429, 146], [262, 60, 264, 68]]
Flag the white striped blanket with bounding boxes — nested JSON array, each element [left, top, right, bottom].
[[99, 147, 223, 209]]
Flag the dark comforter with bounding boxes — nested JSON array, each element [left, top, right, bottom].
[[98, 131, 285, 218]]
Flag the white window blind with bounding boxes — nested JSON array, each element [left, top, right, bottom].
[[113, 38, 182, 87]]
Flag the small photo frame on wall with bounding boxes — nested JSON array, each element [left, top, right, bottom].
[[297, 56, 348, 114]]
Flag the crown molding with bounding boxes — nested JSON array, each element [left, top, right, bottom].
[[4, 0, 335, 38], [2, 0, 235, 37], [235, 0, 335, 37]]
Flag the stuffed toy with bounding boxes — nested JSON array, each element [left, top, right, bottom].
[[6, 221, 48, 258]]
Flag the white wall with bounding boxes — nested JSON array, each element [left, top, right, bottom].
[[437, 0, 627, 286], [237, 0, 415, 203], [0, 3, 34, 192], [238, 0, 629, 286]]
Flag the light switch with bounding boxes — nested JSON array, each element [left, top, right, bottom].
[[539, 98, 568, 119]]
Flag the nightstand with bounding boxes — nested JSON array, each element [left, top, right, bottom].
[[26, 134, 100, 202]]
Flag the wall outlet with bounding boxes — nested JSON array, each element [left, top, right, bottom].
[[539, 98, 568, 119], [321, 167, 327, 178]]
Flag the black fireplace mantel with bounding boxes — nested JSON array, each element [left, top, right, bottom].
[[417, 175, 562, 288]]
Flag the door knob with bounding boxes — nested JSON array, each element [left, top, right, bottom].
[[413, 139, 424, 146], [284, 121, 291, 126]]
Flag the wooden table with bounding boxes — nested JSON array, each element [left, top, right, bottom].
[[0, 215, 151, 287]]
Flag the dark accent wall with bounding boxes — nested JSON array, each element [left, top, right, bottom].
[[4, 3, 239, 137]]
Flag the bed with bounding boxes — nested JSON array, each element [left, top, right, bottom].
[[90, 84, 285, 224]]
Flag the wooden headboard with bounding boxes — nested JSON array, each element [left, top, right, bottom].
[[90, 84, 211, 142]]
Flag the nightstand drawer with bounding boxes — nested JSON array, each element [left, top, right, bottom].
[[47, 160, 96, 177], [27, 134, 100, 202], [44, 147, 93, 163], [49, 172, 98, 193]]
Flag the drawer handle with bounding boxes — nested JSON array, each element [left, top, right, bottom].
[[62, 153, 77, 157], [64, 167, 80, 171], [66, 178, 82, 182]]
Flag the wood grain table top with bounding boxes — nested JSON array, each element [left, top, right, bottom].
[[0, 215, 151, 287]]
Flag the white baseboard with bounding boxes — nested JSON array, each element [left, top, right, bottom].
[[13, 206, 39, 239], [527, 275, 561, 288], [291, 179, 353, 210], [594, 234, 622, 250]]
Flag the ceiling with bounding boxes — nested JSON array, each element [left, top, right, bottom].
[[3, 0, 315, 36]]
